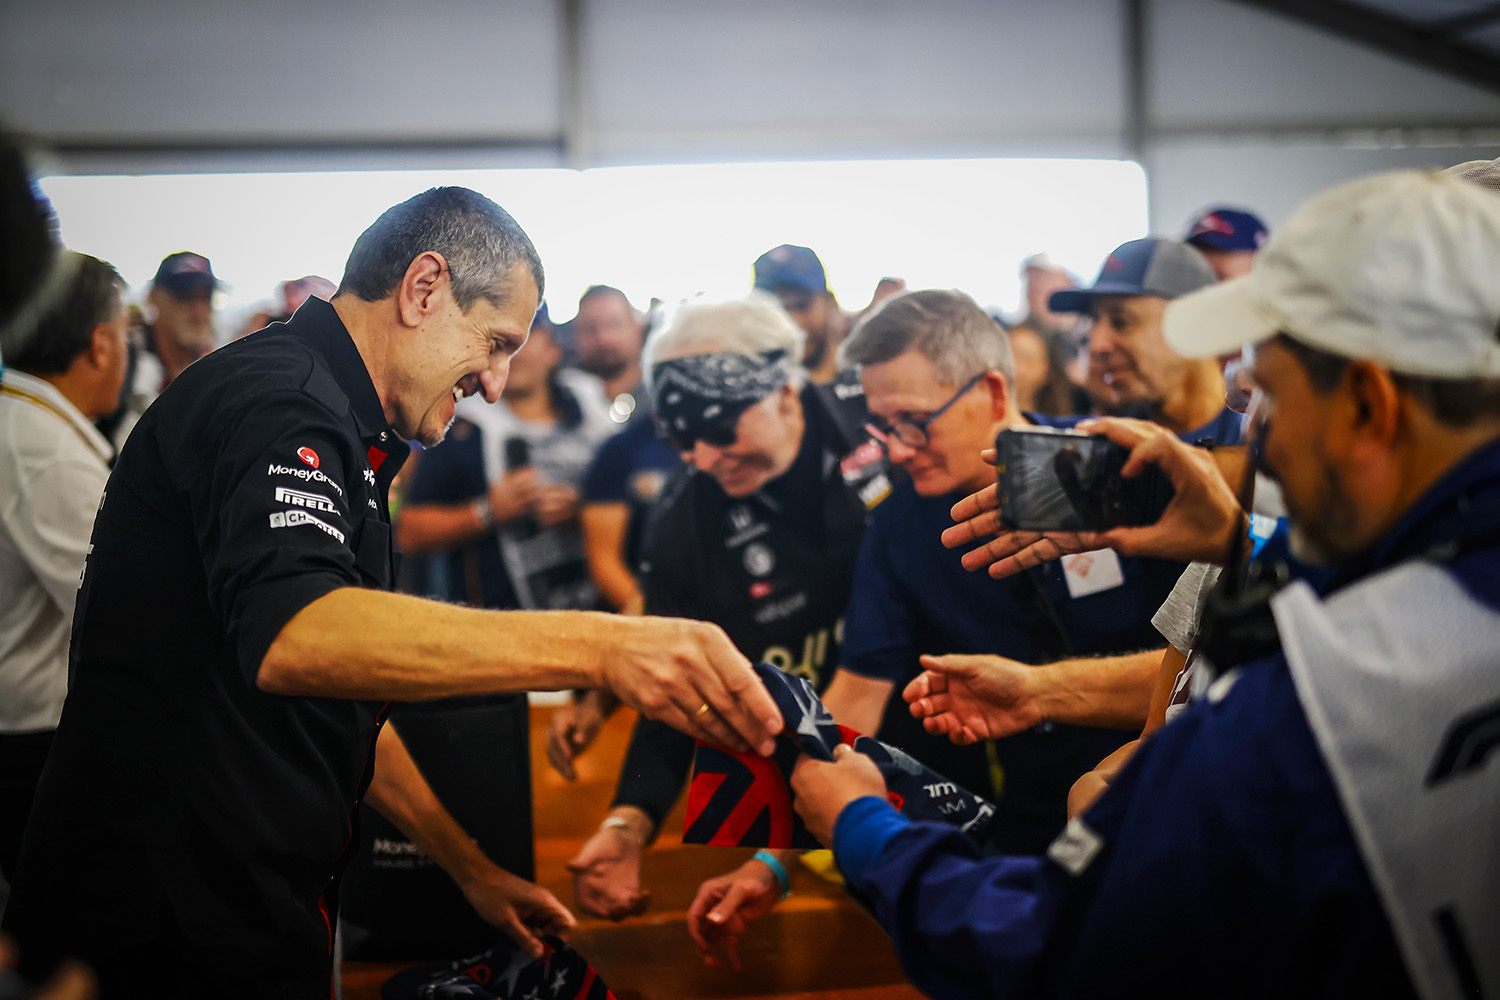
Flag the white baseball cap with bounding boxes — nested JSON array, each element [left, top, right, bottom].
[[1164, 169, 1500, 379]]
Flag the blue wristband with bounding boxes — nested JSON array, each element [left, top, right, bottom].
[[752, 850, 791, 899]]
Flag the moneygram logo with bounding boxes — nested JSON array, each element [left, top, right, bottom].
[[274, 487, 338, 514], [268, 463, 344, 497], [269, 509, 345, 544], [297, 446, 320, 469]]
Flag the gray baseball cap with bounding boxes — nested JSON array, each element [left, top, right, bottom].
[[1049, 237, 1216, 314]]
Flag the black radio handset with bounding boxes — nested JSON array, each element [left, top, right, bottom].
[[1195, 429, 1289, 676]]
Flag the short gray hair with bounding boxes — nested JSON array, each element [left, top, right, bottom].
[[336, 186, 543, 311], [642, 291, 806, 389], [840, 288, 1013, 386]]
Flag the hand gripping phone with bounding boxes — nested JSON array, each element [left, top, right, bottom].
[[994, 426, 1175, 532]]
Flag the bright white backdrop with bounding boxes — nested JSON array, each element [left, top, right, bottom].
[[40, 157, 1147, 329]]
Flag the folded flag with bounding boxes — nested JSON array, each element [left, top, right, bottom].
[[381, 936, 616, 1000], [683, 662, 996, 848]]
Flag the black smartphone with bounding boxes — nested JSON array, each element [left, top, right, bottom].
[[503, 436, 531, 470], [994, 426, 1174, 531]]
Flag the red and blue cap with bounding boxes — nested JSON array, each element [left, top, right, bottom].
[[1048, 237, 1216, 314], [1183, 207, 1269, 252]]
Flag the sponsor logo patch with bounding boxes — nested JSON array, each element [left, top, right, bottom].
[[274, 486, 337, 513], [363, 467, 376, 486], [297, 446, 320, 469], [744, 541, 775, 577], [753, 591, 808, 625], [268, 462, 344, 497], [269, 509, 346, 543]]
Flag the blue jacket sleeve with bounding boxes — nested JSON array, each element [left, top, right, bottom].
[[835, 797, 1056, 1000]]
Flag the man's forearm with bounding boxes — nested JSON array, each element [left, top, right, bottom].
[[1034, 649, 1162, 730], [395, 502, 492, 554], [259, 588, 608, 699], [365, 722, 492, 884]]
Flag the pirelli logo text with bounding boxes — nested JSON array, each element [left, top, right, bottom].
[[269, 509, 346, 544], [274, 487, 338, 514]]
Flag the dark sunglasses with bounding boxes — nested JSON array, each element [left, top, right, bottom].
[[653, 402, 752, 453]]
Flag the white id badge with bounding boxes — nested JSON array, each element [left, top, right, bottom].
[[1061, 549, 1125, 599]]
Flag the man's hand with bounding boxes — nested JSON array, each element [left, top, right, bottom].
[[939, 446, 1098, 579], [790, 745, 888, 848], [487, 469, 541, 525], [904, 653, 1046, 743], [545, 691, 613, 781], [941, 420, 1246, 577], [686, 857, 785, 970], [566, 817, 651, 921], [533, 483, 580, 528], [602, 616, 781, 755], [1076, 417, 1245, 566], [456, 868, 576, 960]]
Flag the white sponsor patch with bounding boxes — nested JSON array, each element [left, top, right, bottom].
[[274, 486, 338, 513], [1047, 817, 1104, 876], [268, 462, 344, 497], [1061, 548, 1125, 599], [269, 509, 346, 543]]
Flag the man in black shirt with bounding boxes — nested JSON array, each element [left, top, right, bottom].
[[566, 293, 893, 947], [2, 187, 780, 999]]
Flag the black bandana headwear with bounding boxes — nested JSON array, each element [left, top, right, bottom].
[[651, 349, 790, 451]]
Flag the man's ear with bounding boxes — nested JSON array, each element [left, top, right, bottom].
[[1344, 360, 1401, 455], [87, 320, 119, 372], [983, 370, 1011, 420], [396, 251, 449, 327]]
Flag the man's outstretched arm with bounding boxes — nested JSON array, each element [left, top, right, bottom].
[[259, 589, 781, 754]]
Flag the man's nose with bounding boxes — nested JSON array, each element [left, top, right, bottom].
[[690, 439, 724, 473], [885, 435, 919, 464], [480, 354, 511, 403], [1088, 320, 1115, 354]]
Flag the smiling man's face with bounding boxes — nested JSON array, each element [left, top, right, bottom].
[[388, 262, 539, 447]]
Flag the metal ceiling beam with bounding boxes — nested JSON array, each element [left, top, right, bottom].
[[1225, 0, 1500, 95], [561, 0, 591, 170], [1124, 0, 1149, 164]]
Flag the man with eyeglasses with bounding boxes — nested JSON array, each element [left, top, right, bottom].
[[567, 292, 894, 951], [833, 289, 1248, 859]]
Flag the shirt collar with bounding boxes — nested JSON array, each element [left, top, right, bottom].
[[0, 368, 114, 465], [288, 296, 410, 479]]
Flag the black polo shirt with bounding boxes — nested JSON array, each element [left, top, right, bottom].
[[3, 298, 409, 997]]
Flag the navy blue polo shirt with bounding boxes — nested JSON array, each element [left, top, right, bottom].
[[841, 409, 1243, 854]]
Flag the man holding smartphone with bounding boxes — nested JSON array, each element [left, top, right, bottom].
[[831, 288, 1245, 858], [792, 169, 1500, 1000]]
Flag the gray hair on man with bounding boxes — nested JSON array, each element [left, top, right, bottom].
[[642, 291, 807, 389], [840, 288, 1014, 387], [336, 186, 544, 312]]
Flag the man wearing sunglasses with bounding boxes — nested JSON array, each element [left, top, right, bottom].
[[568, 292, 893, 946]]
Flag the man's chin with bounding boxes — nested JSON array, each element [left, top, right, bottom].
[[412, 415, 455, 450]]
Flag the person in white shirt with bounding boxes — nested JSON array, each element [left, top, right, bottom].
[[0, 251, 129, 883]]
